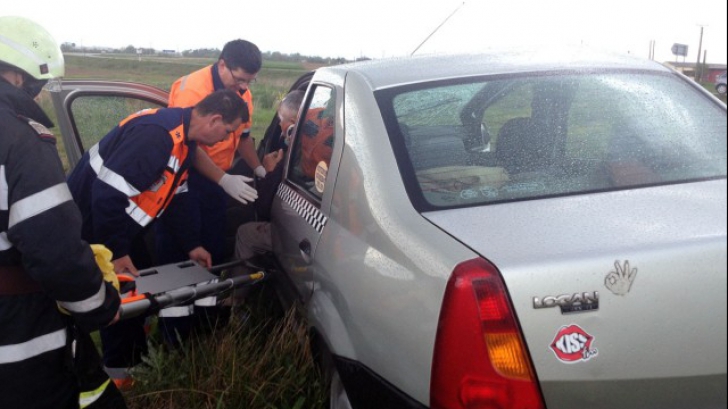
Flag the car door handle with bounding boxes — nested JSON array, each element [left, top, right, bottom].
[[299, 239, 312, 264]]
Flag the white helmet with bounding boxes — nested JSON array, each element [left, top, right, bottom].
[[0, 15, 64, 79]]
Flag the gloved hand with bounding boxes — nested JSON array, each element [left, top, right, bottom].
[[219, 173, 258, 204], [254, 165, 267, 179]]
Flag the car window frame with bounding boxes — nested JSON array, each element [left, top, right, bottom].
[[48, 81, 169, 172], [283, 83, 339, 208]]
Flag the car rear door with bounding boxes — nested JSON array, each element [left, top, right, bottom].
[[47, 80, 168, 173], [270, 83, 341, 304]]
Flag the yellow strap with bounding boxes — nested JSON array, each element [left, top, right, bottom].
[[79, 378, 111, 408]]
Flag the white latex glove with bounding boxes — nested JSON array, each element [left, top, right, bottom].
[[254, 165, 267, 179], [219, 173, 258, 204]]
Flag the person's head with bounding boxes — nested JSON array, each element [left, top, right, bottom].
[[189, 89, 249, 146], [216, 39, 262, 93], [0, 16, 64, 97], [277, 90, 305, 143]]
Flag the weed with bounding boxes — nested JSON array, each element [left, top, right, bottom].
[[124, 283, 327, 409]]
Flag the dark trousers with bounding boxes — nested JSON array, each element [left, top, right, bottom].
[[100, 233, 152, 372], [0, 295, 127, 409], [155, 170, 229, 347]]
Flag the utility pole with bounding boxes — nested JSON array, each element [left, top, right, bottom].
[[696, 24, 706, 81]]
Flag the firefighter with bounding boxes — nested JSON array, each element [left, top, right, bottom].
[[0, 16, 123, 408], [155, 39, 280, 344], [66, 89, 249, 388]]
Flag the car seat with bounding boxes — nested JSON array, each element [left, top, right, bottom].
[[408, 135, 469, 171], [495, 117, 540, 173]]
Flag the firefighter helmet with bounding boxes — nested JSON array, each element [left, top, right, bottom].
[[0, 16, 64, 79]]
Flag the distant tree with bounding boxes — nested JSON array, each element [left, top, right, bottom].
[[123, 45, 136, 54], [182, 48, 220, 58]]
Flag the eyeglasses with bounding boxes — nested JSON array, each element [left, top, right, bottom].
[[227, 65, 256, 85]]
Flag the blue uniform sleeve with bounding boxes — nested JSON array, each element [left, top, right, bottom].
[[91, 125, 173, 258]]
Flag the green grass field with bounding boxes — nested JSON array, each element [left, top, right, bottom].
[[63, 53, 308, 137], [40, 54, 308, 172]]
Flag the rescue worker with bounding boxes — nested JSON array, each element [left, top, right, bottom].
[[155, 39, 280, 343], [0, 16, 123, 408], [66, 89, 249, 388]]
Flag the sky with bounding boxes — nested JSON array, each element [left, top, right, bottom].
[[3, 0, 727, 64]]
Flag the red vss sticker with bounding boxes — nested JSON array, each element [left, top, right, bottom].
[[550, 324, 599, 363]]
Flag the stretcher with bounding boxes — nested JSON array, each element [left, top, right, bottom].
[[118, 259, 264, 320]]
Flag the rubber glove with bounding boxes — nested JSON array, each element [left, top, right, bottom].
[[254, 165, 267, 179], [90, 244, 119, 292], [218, 173, 258, 204]]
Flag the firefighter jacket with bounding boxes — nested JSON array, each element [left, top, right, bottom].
[[0, 79, 120, 382], [169, 65, 253, 171], [67, 107, 200, 260]]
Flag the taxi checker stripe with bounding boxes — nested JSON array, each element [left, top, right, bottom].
[[277, 184, 327, 233], [0, 328, 66, 364]]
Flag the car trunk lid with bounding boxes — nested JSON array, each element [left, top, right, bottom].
[[423, 180, 727, 409]]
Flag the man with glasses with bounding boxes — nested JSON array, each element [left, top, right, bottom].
[[155, 39, 280, 344]]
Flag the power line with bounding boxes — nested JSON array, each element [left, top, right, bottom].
[[411, 2, 466, 56]]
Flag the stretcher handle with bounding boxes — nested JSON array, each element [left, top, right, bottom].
[[134, 258, 248, 277], [118, 271, 264, 320]]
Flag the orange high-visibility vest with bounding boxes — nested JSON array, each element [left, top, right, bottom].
[[169, 65, 254, 171], [115, 109, 190, 225]]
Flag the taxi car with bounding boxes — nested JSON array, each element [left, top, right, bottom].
[[259, 48, 728, 409], [49, 47, 727, 409]]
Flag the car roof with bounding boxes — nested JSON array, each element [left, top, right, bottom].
[[321, 46, 672, 90]]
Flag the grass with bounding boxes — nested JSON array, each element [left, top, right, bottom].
[[124, 283, 327, 409]]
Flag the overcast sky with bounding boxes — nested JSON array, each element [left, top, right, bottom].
[[4, 0, 727, 64]]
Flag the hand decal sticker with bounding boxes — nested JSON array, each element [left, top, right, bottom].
[[605, 260, 637, 296]]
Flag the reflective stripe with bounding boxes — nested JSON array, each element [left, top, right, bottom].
[[168, 155, 180, 173], [175, 180, 188, 194], [194, 278, 218, 306], [0, 232, 11, 251], [158, 305, 193, 317], [8, 183, 72, 228], [104, 366, 130, 380], [194, 296, 217, 307], [0, 328, 66, 364], [89, 144, 141, 197], [177, 75, 189, 92], [0, 33, 63, 74], [58, 281, 107, 313], [79, 379, 111, 408], [125, 202, 154, 227], [1, 165, 8, 211]]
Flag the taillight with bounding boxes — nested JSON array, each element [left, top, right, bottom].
[[431, 258, 545, 409]]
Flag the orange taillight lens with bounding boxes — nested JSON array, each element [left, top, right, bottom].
[[431, 258, 545, 409]]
